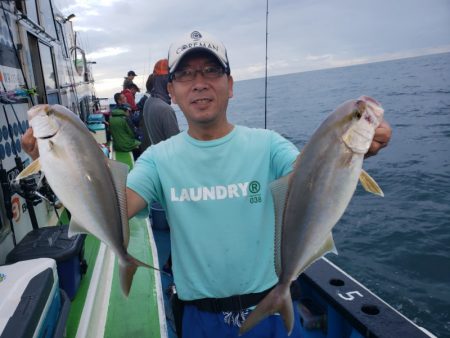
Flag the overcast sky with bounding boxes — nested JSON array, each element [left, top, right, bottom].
[[53, 0, 450, 99]]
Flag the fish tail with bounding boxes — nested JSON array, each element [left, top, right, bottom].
[[239, 283, 294, 336], [119, 254, 170, 296], [118, 254, 142, 297]]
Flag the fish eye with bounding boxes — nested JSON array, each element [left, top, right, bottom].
[[354, 100, 366, 119], [353, 109, 362, 119]]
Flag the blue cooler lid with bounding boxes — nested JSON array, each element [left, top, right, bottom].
[[87, 123, 105, 131], [87, 113, 105, 122]]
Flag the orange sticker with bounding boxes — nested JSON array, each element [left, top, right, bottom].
[[11, 196, 21, 223]]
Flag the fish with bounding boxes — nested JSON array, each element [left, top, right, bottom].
[[239, 96, 385, 335], [16, 104, 151, 296]]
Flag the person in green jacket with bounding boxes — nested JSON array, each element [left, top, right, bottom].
[[110, 92, 141, 159]]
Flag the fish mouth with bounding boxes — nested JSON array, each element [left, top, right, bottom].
[[30, 114, 60, 139], [38, 132, 58, 140], [358, 95, 384, 120]]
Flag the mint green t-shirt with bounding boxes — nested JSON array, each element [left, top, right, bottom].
[[127, 125, 299, 300]]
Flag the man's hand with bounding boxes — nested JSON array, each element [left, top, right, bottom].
[[21, 128, 39, 160], [366, 120, 392, 158]]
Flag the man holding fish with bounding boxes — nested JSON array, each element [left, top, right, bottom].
[[21, 30, 391, 338]]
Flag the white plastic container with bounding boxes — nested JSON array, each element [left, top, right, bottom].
[[0, 258, 63, 338]]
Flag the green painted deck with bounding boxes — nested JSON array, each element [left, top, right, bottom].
[[114, 151, 134, 169], [104, 218, 161, 337], [66, 235, 101, 337]]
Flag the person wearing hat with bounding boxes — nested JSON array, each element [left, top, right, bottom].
[[124, 30, 392, 337], [121, 82, 140, 112], [21, 30, 392, 338], [142, 58, 180, 146], [123, 70, 137, 89]]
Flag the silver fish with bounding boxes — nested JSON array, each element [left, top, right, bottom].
[[240, 96, 384, 335], [16, 104, 150, 296]]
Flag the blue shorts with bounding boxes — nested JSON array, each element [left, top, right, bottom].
[[182, 301, 302, 338]]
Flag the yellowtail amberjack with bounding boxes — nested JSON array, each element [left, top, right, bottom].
[[240, 96, 385, 335], [16, 104, 152, 296]]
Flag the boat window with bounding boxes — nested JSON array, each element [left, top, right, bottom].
[[39, 42, 57, 90], [38, 0, 57, 38], [38, 42, 60, 104], [28, 33, 45, 104], [55, 22, 69, 58], [14, 1, 24, 13], [28, 33, 60, 105], [0, 12, 20, 69], [25, 0, 39, 24]]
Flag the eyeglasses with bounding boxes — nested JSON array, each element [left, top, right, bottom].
[[171, 65, 226, 82]]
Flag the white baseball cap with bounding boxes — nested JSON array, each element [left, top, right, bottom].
[[168, 30, 230, 76]]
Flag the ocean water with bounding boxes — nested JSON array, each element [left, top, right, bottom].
[[174, 52, 450, 337]]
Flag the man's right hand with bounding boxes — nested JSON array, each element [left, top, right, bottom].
[[21, 128, 39, 160]]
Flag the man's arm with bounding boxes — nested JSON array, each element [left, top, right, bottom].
[[126, 188, 147, 219]]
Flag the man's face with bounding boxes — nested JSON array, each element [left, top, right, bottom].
[[168, 53, 233, 128], [118, 94, 127, 104]]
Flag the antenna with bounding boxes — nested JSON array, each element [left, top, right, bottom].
[[264, 0, 269, 129]]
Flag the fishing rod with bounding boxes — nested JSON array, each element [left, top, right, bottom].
[[0, 154, 16, 245], [2, 105, 40, 230], [264, 0, 269, 129]]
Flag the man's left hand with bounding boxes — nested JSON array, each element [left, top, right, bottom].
[[366, 120, 392, 158]]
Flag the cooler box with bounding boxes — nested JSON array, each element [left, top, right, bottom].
[[0, 258, 70, 338], [6, 225, 86, 300], [87, 113, 105, 123], [88, 123, 107, 144]]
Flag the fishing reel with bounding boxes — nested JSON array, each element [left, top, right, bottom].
[[11, 173, 59, 207]]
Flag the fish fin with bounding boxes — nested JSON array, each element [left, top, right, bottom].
[[325, 232, 338, 255], [68, 217, 89, 237], [118, 253, 152, 297], [298, 233, 338, 278], [15, 158, 41, 180], [108, 159, 131, 248], [239, 284, 294, 336], [270, 174, 292, 276], [318, 232, 338, 256], [359, 169, 384, 197]]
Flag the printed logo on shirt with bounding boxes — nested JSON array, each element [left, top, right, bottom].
[[170, 181, 263, 204], [171, 182, 249, 202], [248, 180, 262, 204], [249, 181, 260, 193]]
